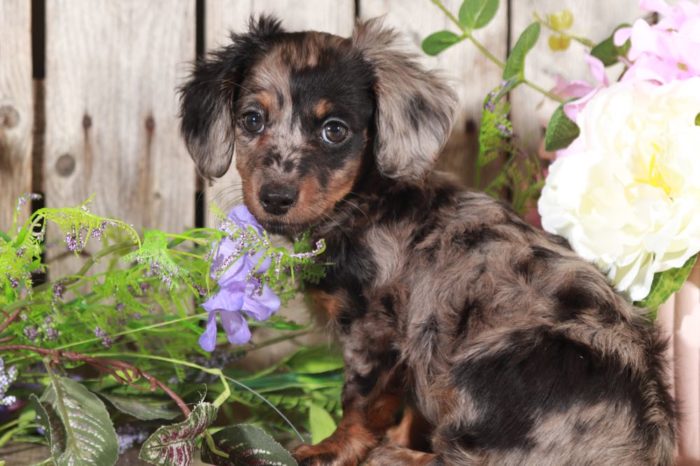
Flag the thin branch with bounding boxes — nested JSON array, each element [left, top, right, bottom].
[[0, 344, 191, 417]]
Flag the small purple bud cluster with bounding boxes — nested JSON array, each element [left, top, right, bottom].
[[53, 282, 65, 300], [91, 221, 107, 240], [16, 193, 42, 212], [0, 358, 18, 407], [23, 326, 38, 341], [94, 326, 113, 348], [496, 123, 513, 138], [6, 275, 19, 289], [65, 226, 88, 252]]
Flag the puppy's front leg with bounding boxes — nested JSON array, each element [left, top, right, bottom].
[[293, 362, 402, 466]]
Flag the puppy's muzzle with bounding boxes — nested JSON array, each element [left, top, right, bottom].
[[259, 183, 298, 215]]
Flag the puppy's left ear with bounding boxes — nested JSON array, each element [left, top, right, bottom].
[[353, 19, 458, 182], [180, 15, 283, 179]]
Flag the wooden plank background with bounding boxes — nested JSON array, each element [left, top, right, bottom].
[[1, 2, 698, 463], [43, 0, 196, 273], [0, 0, 33, 232]]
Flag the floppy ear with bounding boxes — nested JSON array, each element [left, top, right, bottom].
[[179, 16, 284, 179], [352, 18, 458, 182]]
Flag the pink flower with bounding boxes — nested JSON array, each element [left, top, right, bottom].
[[614, 0, 700, 83]]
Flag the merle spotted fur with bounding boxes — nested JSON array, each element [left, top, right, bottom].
[[180, 15, 676, 466]]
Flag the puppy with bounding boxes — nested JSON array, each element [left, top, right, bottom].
[[180, 16, 676, 466]]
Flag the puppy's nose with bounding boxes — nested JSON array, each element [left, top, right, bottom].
[[259, 183, 298, 215]]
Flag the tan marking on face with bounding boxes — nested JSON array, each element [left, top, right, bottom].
[[313, 99, 332, 119]]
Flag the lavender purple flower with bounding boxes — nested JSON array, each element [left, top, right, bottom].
[[198, 205, 281, 352], [94, 326, 113, 348], [0, 358, 18, 407]]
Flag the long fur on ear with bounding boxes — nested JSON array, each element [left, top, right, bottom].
[[179, 15, 284, 179], [352, 18, 458, 182]]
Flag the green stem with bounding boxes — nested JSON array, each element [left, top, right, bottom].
[[431, 0, 462, 29], [430, 0, 564, 103], [92, 352, 305, 442], [6, 313, 208, 365], [467, 35, 506, 68]]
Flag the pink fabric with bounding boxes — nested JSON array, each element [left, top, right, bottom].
[[658, 263, 700, 464]]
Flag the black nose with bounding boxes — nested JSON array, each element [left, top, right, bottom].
[[259, 183, 298, 215]]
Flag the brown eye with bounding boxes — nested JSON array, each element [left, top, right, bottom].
[[241, 111, 264, 134], [321, 119, 349, 144]]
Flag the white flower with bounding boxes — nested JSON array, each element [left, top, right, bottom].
[[539, 78, 700, 301]]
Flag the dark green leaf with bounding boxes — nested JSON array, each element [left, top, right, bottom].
[[200, 424, 298, 466], [31, 394, 66, 459], [544, 105, 580, 151], [40, 376, 119, 466], [100, 393, 180, 421], [503, 22, 541, 81], [636, 255, 698, 317], [422, 31, 462, 56], [139, 402, 217, 466], [459, 0, 499, 30], [308, 403, 336, 444], [590, 24, 631, 66]]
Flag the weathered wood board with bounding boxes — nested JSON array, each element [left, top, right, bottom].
[[44, 0, 196, 273], [0, 0, 33, 232]]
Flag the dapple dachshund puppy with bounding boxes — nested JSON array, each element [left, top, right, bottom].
[[180, 16, 676, 466]]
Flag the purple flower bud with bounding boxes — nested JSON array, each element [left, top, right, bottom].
[[45, 327, 59, 341], [23, 326, 38, 341], [94, 326, 107, 338], [65, 230, 78, 252], [53, 283, 65, 299], [7, 276, 19, 289], [115, 303, 125, 312]]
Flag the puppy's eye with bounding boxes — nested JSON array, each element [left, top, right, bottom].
[[241, 111, 265, 134], [321, 120, 350, 145]]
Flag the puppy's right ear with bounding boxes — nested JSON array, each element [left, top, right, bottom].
[[179, 15, 283, 179]]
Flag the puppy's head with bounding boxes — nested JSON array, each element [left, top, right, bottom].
[[180, 16, 456, 234]]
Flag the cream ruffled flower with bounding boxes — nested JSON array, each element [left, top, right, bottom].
[[539, 77, 700, 301]]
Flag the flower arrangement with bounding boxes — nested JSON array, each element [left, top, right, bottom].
[[425, 0, 700, 314], [0, 196, 333, 465]]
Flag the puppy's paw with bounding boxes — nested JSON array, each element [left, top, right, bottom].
[[293, 444, 343, 466]]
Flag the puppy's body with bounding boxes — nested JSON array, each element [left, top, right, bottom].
[[180, 16, 676, 465], [309, 175, 675, 465]]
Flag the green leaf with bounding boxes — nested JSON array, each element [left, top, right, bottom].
[[590, 25, 631, 67], [695, 112, 700, 126], [200, 424, 297, 466], [458, 0, 499, 30], [31, 394, 66, 459], [285, 346, 344, 374], [422, 31, 462, 56], [40, 376, 119, 466], [544, 105, 580, 151], [636, 254, 698, 317], [308, 403, 336, 444], [503, 22, 541, 81], [139, 402, 217, 466], [100, 393, 180, 421]]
